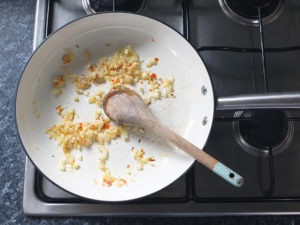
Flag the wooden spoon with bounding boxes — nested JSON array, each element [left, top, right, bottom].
[[103, 88, 244, 187]]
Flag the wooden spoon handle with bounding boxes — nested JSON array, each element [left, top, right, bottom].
[[147, 119, 244, 187]]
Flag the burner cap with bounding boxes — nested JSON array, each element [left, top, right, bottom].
[[219, 0, 285, 26], [233, 110, 294, 157], [240, 110, 287, 148], [82, 0, 146, 14]]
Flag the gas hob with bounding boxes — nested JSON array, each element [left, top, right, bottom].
[[23, 0, 300, 216]]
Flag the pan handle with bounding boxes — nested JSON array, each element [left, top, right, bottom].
[[216, 92, 300, 111]]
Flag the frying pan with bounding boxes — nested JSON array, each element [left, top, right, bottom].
[[16, 13, 242, 201]]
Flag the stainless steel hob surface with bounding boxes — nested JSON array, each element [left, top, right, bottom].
[[23, 0, 300, 216]]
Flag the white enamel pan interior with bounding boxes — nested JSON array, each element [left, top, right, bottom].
[[16, 13, 214, 201]]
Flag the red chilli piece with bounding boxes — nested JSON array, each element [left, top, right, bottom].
[[59, 75, 64, 81], [104, 179, 111, 185], [150, 73, 157, 80]]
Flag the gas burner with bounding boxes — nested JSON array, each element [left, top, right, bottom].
[[219, 0, 286, 26], [233, 110, 294, 157], [82, 0, 146, 15]]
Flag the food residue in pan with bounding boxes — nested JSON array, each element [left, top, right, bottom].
[[52, 74, 66, 96], [132, 147, 155, 171], [73, 96, 79, 102], [84, 49, 91, 60], [44, 45, 175, 186], [62, 48, 74, 64], [145, 57, 158, 68], [34, 110, 40, 118]]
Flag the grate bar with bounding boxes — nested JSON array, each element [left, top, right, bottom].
[[112, 0, 116, 11], [265, 147, 275, 197], [258, 7, 268, 92], [182, 0, 190, 41]]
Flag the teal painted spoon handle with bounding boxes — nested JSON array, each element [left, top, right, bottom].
[[146, 119, 244, 187]]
